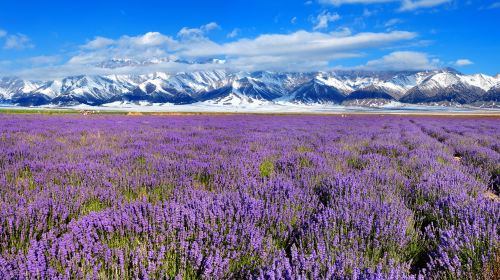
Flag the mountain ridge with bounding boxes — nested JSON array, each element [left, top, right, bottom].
[[1, 67, 498, 107]]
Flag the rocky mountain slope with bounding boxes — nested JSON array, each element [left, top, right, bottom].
[[0, 67, 498, 107]]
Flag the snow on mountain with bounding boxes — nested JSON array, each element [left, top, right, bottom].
[[400, 71, 489, 104], [202, 92, 271, 106], [0, 77, 44, 100], [96, 57, 181, 69], [229, 76, 284, 100], [346, 85, 399, 101], [34, 75, 142, 105], [346, 77, 412, 100], [458, 74, 499, 92], [333, 71, 436, 100], [315, 73, 354, 94], [288, 78, 347, 103], [169, 70, 229, 93], [418, 72, 461, 91], [95, 57, 228, 69], [33, 80, 63, 99], [0, 67, 498, 107], [129, 70, 231, 105], [481, 84, 500, 102], [198, 71, 313, 102]]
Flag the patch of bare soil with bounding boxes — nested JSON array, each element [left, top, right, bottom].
[[127, 112, 144, 116], [484, 191, 500, 202]]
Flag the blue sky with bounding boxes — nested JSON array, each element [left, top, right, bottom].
[[0, 0, 498, 79]]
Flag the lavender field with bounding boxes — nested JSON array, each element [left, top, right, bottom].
[[0, 114, 498, 279]]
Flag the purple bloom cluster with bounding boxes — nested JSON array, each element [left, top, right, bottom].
[[0, 114, 498, 279]]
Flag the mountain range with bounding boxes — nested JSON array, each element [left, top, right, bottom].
[[1, 59, 499, 108]]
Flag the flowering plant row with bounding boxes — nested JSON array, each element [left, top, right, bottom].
[[0, 115, 498, 279]]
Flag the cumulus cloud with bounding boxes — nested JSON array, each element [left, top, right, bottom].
[[360, 51, 440, 70], [0, 29, 6, 37], [177, 22, 220, 39], [313, 11, 341, 30], [319, 0, 450, 11], [7, 27, 420, 79], [68, 32, 178, 65], [4, 33, 34, 50], [178, 30, 416, 58], [127, 32, 176, 46], [227, 28, 240, 38], [399, 0, 451, 11], [384, 18, 403, 27], [330, 27, 352, 37], [319, 0, 396, 5], [83, 36, 115, 49], [11, 60, 226, 81], [454, 59, 473, 66]]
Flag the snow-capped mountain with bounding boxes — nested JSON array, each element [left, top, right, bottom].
[[400, 71, 490, 104], [16, 75, 144, 105], [286, 74, 349, 103], [95, 57, 227, 69], [0, 67, 498, 107], [0, 77, 45, 101], [482, 84, 500, 102]]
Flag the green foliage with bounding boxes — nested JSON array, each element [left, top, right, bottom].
[[148, 184, 174, 203], [436, 156, 448, 164], [122, 184, 174, 203], [297, 145, 314, 153], [195, 169, 212, 187], [228, 254, 261, 278], [347, 156, 366, 170], [259, 159, 274, 178], [299, 157, 312, 168], [122, 187, 144, 202], [80, 198, 110, 215], [135, 155, 147, 166], [17, 166, 37, 190], [105, 234, 135, 249]]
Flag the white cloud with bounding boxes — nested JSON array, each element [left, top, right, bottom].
[[127, 32, 176, 46], [25, 55, 61, 65], [361, 51, 439, 70], [83, 36, 115, 49], [204, 22, 220, 31], [319, 0, 396, 5], [68, 32, 178, 65], [4, 33, 34, 50], [362, 8, 376, 16], [454, 59, 473, 66], [0, 29, 6, 37], [486, 2, 500, 9], [313, 11, 341, 30], [179, 30, 416, 58], [385, 18, 403, 27], [329, 27, 352, 37], [227, 28, 240, 38], [177, 22, 220, 39], [398, 0, 451, 11], [319, 0, 450, 11], [8, 29, 419, 79], [10, 61, 225, 80]]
